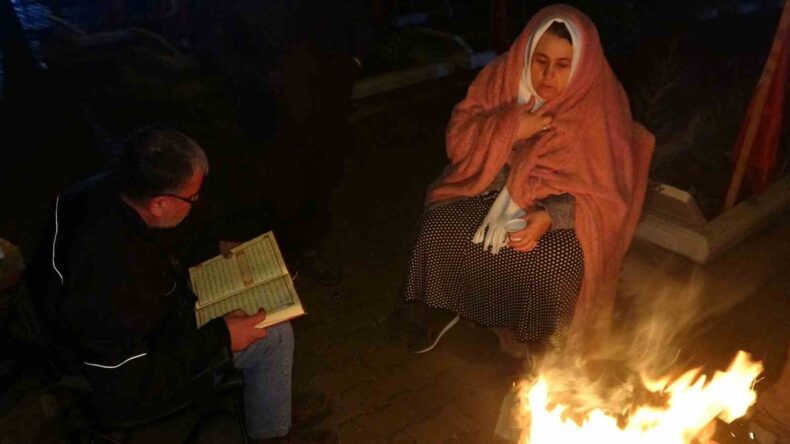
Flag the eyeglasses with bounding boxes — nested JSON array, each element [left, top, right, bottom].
[[158, 192, 200, 205]]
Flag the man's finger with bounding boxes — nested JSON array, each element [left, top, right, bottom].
[[250, 309, 269, 333], [252, 308, 267, 321], [219, 241, 232, 258]]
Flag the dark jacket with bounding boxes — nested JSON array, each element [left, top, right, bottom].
[[27, 172, 230, 420]]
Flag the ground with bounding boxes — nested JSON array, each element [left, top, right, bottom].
[[0, 62, 788, 444]]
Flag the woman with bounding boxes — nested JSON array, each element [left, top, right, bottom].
[[400, 4, 654, 356]]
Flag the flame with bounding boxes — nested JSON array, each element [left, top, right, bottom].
[[517, 351, 763, 444]]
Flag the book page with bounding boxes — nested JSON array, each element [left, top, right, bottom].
[[189, 232, 290, 308], [195, 276, 300, 327], [190, 255, 246, 306], [232, 233, 289, 284]]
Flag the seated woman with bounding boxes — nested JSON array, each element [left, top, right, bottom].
[[400, 4, 654, 356]]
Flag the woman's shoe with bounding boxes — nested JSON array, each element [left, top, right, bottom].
[[490, 327, 530, 359], [408, 315, 460, 354]]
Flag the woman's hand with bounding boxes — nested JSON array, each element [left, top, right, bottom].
[[508, 209, 553, 252], [515, 96, 553, 141]]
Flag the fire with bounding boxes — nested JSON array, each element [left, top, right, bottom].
[[517, 351, 763, 444]]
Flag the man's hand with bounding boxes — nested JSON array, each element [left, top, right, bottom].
[[508, 209, 552, 252], [223, 308, 268, 351], [219, 240, 242, 258]]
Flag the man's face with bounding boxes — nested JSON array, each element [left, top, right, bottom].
[[149, 168, 204, 228]]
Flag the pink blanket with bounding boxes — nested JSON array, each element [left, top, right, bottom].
[[426, 4, 655, 351]]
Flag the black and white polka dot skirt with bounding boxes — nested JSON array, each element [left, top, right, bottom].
[[403, 191, 584, 344]]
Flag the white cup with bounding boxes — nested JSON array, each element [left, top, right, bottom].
[[504, 218, 527, 233]]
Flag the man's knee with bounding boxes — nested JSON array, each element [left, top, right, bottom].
[[234, 321, 294, 368], [267, 322, 294, 354]]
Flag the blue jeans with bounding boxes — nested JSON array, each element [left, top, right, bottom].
[[233, 322, 294, 439]]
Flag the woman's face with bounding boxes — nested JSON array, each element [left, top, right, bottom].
[[530, 32, 573, 101]]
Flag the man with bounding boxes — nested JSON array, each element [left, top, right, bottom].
[[27, 126, 331, 443]]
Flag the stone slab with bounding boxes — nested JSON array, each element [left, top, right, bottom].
[[635, 175, 790, 264], [449, 50, 498, 70], [634, 212, 710, 263], [644, 182, 708, 227], [706, 174, 790, 261], [351, 62, 456, 100]]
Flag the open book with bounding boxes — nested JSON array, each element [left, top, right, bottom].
[[189, 232, 305, 329]]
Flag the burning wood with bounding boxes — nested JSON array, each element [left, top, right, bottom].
[[514, 351, 763, 444]]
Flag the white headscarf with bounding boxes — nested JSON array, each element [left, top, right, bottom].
[[519, 17, 582, 108]]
